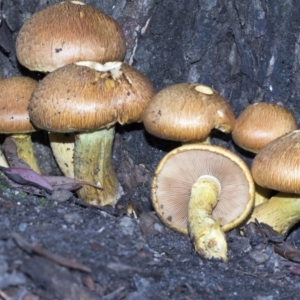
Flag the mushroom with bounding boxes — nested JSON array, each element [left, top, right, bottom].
[[15, 0, 127, 178], [249, 130, 300, 235], [143, 83, 235, 144], [28, 61, 155, 206], [232, 102, 297, 206], [0, 77, 40, 172], [152, 144, 255, 261], [232, 102, 297, 154], [16, 0, 126, 72]]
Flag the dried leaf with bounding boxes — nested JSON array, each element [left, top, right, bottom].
[[289, 266, 300, 276], [44, 176, 102, 191], [0, 166, 53, 193], [2, 137, 31, 169], [273, 243, 300, 263]]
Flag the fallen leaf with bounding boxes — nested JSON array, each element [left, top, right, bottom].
[[0, 166, 53, 193], [2, 137, 31, 169]]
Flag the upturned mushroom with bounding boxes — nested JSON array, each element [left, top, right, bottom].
[[143, 83, 235, 143], [28, 61, 155, 206], [16, 0, 126, 72], [0, 77, 40, 172], [152, 144, 255, 261], [249, 130, 300, 235]]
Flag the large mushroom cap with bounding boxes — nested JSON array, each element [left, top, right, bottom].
[[251, 130, 300, 193], [143, 83, 235, 142], [16, 1, 126, 72], [28, 61, 155, 132], [232, 102, 297, 153], [152, 144, 255, 235], [0, 77, 37, 133]]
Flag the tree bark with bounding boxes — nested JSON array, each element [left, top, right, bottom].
[[1, 0, 300, 159]]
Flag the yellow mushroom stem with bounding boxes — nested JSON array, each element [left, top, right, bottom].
[[74, 126, 122, 206], [254, 183, 272, 207], [188, 175, 228, 261], [248, 192, 300, 235], [48, 132, 75, 178], [11, 133, 40, 173], [0, 148, 9, 167]]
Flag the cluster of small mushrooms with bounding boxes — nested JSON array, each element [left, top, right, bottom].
[[1, 0, 300, 262]]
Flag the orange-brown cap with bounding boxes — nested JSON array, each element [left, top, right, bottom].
[[232, 102, 297, 153], [0, 77, 37, 133], [16, 1, 126, 72], [28, 61, 155, 132], [152, 144, 255, 235], [143, 83, 235, 142], [251, 130, 300, 193]]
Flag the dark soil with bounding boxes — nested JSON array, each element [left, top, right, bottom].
[[1, 0, 300, 299], [1, 128, 300, 300]]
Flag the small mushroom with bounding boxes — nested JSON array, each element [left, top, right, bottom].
[[152, 144, 255, 261], [28, 61, 155, 206], [16, 1, 126, 72], [232, 102, 297, 153], [143, 83, 235, 143], [0, 77, 40, 172], [232, 102, 297, 206], [249, 130, 300, 235]]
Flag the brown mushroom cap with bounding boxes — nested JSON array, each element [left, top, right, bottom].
[[143, 83, 235, 142], [16, 1, 126, 72], [28, 61, 155, 132], [152, 144, 255, 235], [232, 102, 297, 153], [0, 77, 37, 133], [251, 130, 300, 193]]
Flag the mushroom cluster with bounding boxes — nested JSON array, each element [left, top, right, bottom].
[[12, 1, 155, 206], [3, 0, 298, 263]]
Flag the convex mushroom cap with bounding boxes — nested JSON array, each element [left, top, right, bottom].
[[0, 76, 40, 172], [16, 1, 126, 72], [251, 130, 300, 193], [152, 144, 255, 261], [0, 77, 37, 134], [232, 102, 297, 153], [143, 83, 235, 142], [28, 61, 154, 131]]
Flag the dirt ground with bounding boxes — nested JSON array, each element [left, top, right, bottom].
[[2, 0, 300, 299], [1, 128, 300, 300]]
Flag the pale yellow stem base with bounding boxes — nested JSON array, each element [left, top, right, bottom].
[[49, 132, 75, 178], [248, 192, 300, 236], [74, 127, 121, 207], [188, 175, 227, 261], [254, 184, 272, 207], [12, 134, 40, 173], [0, 148, 9, 167]]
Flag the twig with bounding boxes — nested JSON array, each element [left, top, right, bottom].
[[0, 290, 12, 300], [12, 233, 91, 273]]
